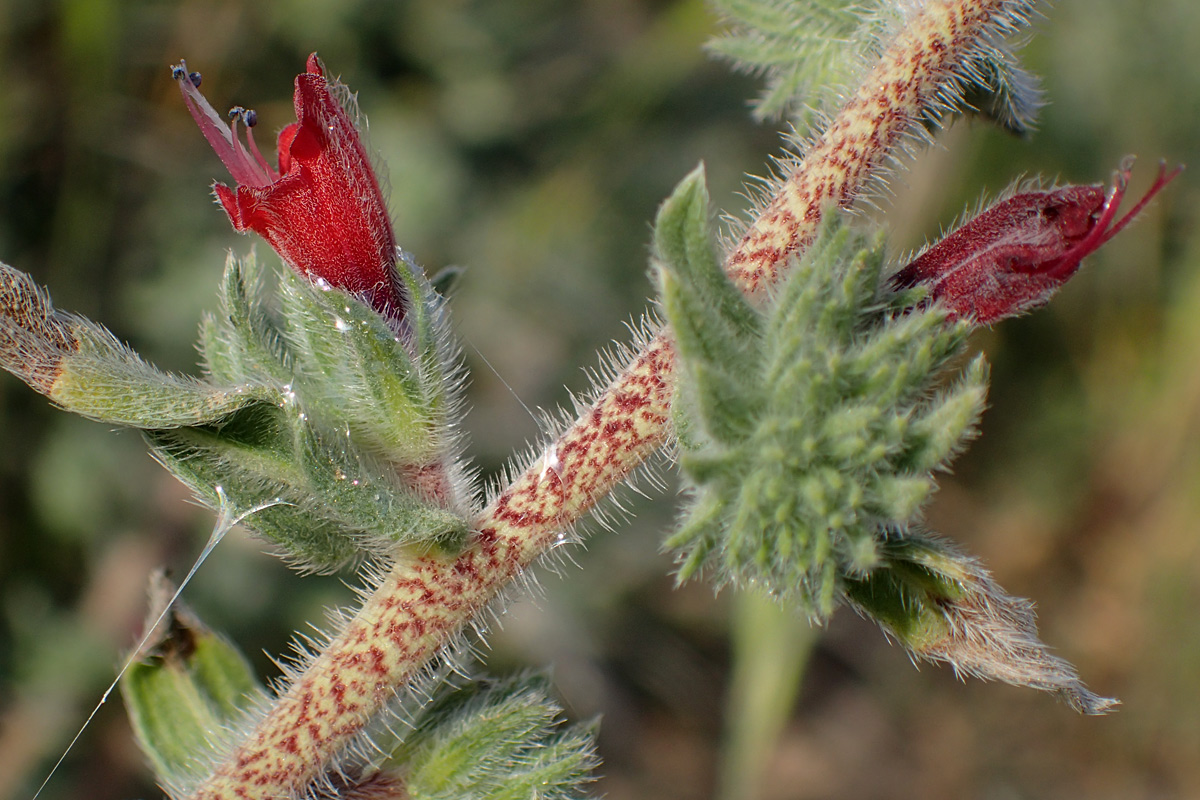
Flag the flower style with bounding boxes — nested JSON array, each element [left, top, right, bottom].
[[891, 159, 1182, 324], [172, 54, 404, 320]]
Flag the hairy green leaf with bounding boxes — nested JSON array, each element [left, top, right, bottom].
[[393, 674, 598, 800]]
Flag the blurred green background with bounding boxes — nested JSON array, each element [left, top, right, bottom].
[[1, 1, 1198, 798]]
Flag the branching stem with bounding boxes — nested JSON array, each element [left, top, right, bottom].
[[189, 2, 1031, 797]]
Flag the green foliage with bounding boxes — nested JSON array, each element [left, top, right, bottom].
[[708, 0, 1043, 136], [392, 673, 598, 800], [152, 253, 470, 571], [844, 531, 1116, 714], [121, 588, 265, 797], [656, 167, 987, 618], [3, 0, 1189, 796], [707, 0, 877, 128]]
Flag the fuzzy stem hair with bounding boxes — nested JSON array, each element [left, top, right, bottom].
[[188, 2, 1037, 797]]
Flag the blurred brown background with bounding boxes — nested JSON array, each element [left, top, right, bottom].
[[1, 1, 1197, 798]]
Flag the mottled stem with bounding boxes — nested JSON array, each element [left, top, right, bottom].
[[190, 2, 1029, 797]]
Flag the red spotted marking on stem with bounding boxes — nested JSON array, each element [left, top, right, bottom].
[[727, 1, 1001, 300], [193, 337, 674, 800]]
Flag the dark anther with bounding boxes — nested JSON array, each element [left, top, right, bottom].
[[170, 60, 202, 88], [227, 106, 258, 127], [173, 64, 202, 88]]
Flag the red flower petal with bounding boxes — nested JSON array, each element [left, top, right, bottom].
[[176, 55, 404, 321]]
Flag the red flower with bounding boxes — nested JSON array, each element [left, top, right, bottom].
[[891, 159, 1181, 325], [173, 54, 404, 320]]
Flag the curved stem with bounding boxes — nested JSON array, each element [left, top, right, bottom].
[[190, 2, 1034, 797], [718, 588, 820, 800]]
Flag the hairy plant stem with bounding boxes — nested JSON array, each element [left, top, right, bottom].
[[189, 2, 1031, 797]]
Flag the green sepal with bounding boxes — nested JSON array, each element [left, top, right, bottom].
[[290, 407, 469, 554], [390, 673, 598, 800], [200, 252, 293, 386], [202, 253, 467, 494], [843, 533, 963, 649], [121, 579, 264, 796], [147, 399, 468, 571], [278, 262, 448, 468]]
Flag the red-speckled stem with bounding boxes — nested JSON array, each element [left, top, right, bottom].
[[190, 2, 1030, 797]]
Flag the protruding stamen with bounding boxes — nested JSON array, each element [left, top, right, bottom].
[[1099, 160, 1184, 245], [171, 60, 276, 188], [227, 106, 276, 183], [1044, 158, 1183, 279]]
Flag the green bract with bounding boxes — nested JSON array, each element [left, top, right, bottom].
[[157, 253, 470, 570], [656, 167, 987, 618], [843, 531, 1117, 714], [0, 253, 470, 572], [121, 592, 265, 798], [391, 673, 599, 800]]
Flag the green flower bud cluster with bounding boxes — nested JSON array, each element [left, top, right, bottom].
[[655, 167, 987, 618]]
